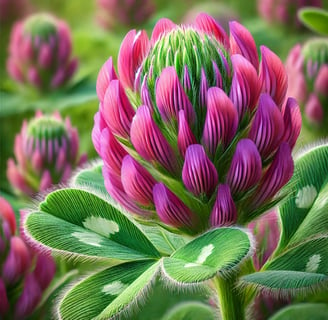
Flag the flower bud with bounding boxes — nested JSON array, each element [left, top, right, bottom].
[[7, 111, 86, 196], [94, 13, 300, 233], [7, 13, 77, 91]]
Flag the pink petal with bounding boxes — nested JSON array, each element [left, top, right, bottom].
[[314, 64, 328, 95], [155, 66, 195, 126], [102, 79, 135, 139], [153, 183, 198, 230], [96, 57, 118, 103], [281, 97, 302, 149], [202, 87, 238, 157], [305, 93, 323, 124], [92, 111, 107, 155], [229, 54, 261, 120], [121, 155, 156, 206], [182, 144, 218, 198], [33, 254, 56, 290], [249, 93, 284, 159], [177, 110, 197, 158], [118, 29, 149, 90], [0, 197, 16, 234], [130, 105, 179, 175], [260, 46, 287, 108], [229, 21, 259, 70], [226, 139, 262, 194], [210, 184, 237, 227], [194, 13, 229, 48], [39, 170, 52, 192], [151, 18, 176, 44]]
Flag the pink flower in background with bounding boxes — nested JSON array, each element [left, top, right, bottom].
[[286, 38, 328, 127], [95, 0, 155, 30], [258, 0, 322, 28], [0, 197, 56, 319], [7, 13, 78, 91], [93, 13, 301, 234], [7, 111, 87, 197]]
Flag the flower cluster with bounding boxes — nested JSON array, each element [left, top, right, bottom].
[[0, 197, 56, 319], [95, 0, 155, 30], [93, 13, 301, 234], [286, 38, 328, 127], [7, 13, 78, 91], [7, 111, 87, 197], [258, 0, 322, 28]]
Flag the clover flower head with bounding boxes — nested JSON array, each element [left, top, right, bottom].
[[0, 197, 56, 319], [93, 13, 301, 234], [7, 111, 87, 196], [7, 13, 78, 91], [286, 37, 328, 127]]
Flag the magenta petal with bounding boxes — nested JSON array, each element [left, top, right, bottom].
[[102, 165, 150, 216], [156, 66, 195, 126], [96, 57, 118, 103], [121, 155, 156, 206], [229, 54, 260, 119], [118, 29, 149, 89], [39, 170, 52, 192], [226, 139, 262, 194], [38, 43, 52, 68], [229, 21, 259, 70], [7, 159, 33, 196], [130, 105, 178, 175], [103, 80, 135, 139], [282, 97, 302, 149], [260, 46, 287, 108], [249, 93, 284, 159], [202, 87, 238, 157], [33, 254, 56, 290], [305, 94, 323, 124], [177, 110, 197, 158], [2, 236, 31, 285], [140, 74, 154, 110], [14, 274, 42, 319], [194, 13, 229, 48], [92, 111, 107, 155], [182, 144, 218, 197], [100, 128, 127, 176], [150, 18, 176, 44], [153, 183, 198, 229], [253, 143, 294, 206], [210, 184, 237, 227], [199, 68, 208, 108]]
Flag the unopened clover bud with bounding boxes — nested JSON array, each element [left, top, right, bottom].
[[7, 13, 78, 91], [93, 13, 301, 233], [7, 111, 87, 196], [286, 37, 328, 130]]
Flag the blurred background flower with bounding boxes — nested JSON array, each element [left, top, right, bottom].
[[0, 197, 56, 320], [7, 12, 78, 92], [258, 0, 323, 29], [7, 111, 87, 197], [286, 37, 328, 134], [93, 13, 301, 234]]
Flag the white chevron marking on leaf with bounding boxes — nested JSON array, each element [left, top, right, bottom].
[[185, 244, 214, 268], [83, 216, 119, 237], [72, 231, 103, 247], [102, 281, 129, 295], [305, 254, 321, 273], [295, 185, 317, 209]]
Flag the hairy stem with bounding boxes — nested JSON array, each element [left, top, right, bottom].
[[213, 274, 245, 320]]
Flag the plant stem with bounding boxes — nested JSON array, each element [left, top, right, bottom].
[[213, 274, 245, 320]]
